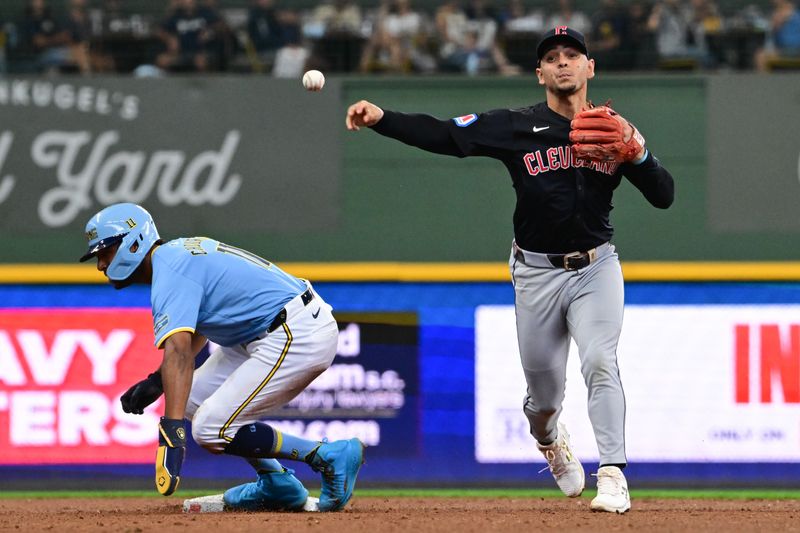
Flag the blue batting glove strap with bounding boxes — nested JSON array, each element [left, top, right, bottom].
[[156, 417, 186, 496]]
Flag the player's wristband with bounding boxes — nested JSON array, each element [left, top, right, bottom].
[[156, 417, 186, 496], [632, 148, 649, 165]]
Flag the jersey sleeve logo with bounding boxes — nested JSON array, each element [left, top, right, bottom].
[[452, 114, 478, 127], [154, 314, 169, 336]]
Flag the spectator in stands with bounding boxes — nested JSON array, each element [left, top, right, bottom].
[[436, 0, 520, 75], [499, 0, 545, 34], [246, 0, 296, 70], [99, 0, 149, 37], [495, 0, 546, 70], [272, 22, 309, 78], [359, 0, 435, 73], [647, 0, 712, 67], [435, 0, 470, 70], [20, 0, 85, 74], [690, 0, 724, 67], [590, 0, 634, 70], [202, 0, 237, 71], [469, 0, 521, 74], [156, 0, 225, 72], [303, 0, 364, 72], [544, 0, 591, 36], [89, 0, 155, 73], [64, 0, 98, 73], [628, 0, 657, 68], [755, 0, 800, 71], [306, 0, 363, 38]]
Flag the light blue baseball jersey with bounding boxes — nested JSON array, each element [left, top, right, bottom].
[[150, 237, 306, 348]]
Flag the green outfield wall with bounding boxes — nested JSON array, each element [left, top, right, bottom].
[[1, 74, 798, 264]]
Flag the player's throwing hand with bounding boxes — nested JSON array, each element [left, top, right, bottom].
[[346, 100, 384, 131]]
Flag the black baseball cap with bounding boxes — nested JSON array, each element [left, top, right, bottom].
[[536, 27, 589, 62]]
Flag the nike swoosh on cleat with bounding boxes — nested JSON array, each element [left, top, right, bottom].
[[312, 308, 320, 319], [533, 126, 550, 133]]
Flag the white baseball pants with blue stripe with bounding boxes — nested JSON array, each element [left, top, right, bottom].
[[184, 283, 339, 453]]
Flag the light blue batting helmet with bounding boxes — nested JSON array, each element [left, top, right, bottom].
[[79, 203, 160, 281]]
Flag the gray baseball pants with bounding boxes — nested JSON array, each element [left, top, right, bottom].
[[509, 241, 627, 465]]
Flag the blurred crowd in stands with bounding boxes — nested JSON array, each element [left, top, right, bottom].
[[1, 0, 799, 76]]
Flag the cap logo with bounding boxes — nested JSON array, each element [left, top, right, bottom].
[[86, 228, 98, 241], [125, 218, 137, 229], [556, 26, 568, 35]]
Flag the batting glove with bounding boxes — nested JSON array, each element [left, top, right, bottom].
[[121, 371, 163, 414], [156, 417, 186, 496]]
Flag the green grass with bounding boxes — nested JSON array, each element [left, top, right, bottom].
[[2, 488, 800, 500]]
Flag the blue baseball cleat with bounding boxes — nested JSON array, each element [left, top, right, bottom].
[[223, 468, 309, 511], [309, 438, 365, 512]]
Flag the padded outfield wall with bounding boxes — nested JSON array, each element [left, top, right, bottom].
[[2, 74, 800, 265]]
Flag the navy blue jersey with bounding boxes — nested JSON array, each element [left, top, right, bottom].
[[373, 103, 674, 253], [161, 7, 220, 53]]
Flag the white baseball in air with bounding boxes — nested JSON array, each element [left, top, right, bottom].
[[302, 70, 325, 91]]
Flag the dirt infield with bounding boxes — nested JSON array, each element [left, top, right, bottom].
[[2, 496, 799, 532]]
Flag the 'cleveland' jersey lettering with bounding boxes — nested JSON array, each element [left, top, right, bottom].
[[523, 146, 620, 176]]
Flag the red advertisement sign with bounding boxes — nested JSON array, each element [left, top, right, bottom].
[[0, 309, 162, 464], [735, 324, 800, 403]]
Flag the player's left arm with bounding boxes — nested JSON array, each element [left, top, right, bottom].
[[161, 330, 206, 419], [621, 151, 675, 209], [153, 330, 205, 496], [120, 334, 206, 415]]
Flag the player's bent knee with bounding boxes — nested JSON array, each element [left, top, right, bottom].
[[223, 422, 278, 458], [524, 403, 558, 418]]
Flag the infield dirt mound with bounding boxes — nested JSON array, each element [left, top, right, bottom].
[[1, 496, 799, 532]]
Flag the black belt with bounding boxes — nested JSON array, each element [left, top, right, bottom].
[[246, 289, 314, 345], [267, 288, 314, 333], [514, 248, 598, 271], [547, 249, 597, 271]]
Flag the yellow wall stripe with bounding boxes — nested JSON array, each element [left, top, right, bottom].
[[3, 262, 800, 283]]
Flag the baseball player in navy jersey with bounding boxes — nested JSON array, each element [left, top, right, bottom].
[[346, 27, 674, 513], [79, 202, 364, 512]]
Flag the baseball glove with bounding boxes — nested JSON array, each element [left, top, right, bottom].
[[569, 105, 645, 163]]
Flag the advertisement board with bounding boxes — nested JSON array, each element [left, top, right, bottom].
[[266, 313, 419, 457], [0, 309, 161, 464], [0, 77, 342, 263], [0, 309, 418, 465], [476, 305, 800, 463]]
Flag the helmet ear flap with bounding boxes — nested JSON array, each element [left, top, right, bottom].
[[107, 217, 159, 281], [82, 203, 160, 281]]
